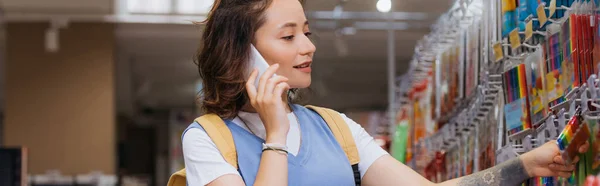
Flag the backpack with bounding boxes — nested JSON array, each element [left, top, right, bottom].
[[167, 105, 361, 186]]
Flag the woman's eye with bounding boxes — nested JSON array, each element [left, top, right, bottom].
[[304, 32, 312, 37], [282, 35, 294, 41]]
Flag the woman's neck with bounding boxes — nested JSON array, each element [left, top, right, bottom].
[[241, 92, 292, 113]]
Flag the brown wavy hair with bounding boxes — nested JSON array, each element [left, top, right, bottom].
[[196, 0, 305, 119]]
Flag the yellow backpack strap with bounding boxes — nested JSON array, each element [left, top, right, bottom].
[[168, 114, 238, 186], [195, 114, 238, 169], [167, 169, 187, 186], [305, 105, 360, 164]]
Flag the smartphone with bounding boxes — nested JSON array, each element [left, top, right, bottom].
[[249, 44, 276, 87]]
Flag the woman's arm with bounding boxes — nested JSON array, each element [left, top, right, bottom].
[[183, 128, 289, 186], [362, 154, 534, 186], [182, 128, 245, 186], [362, 141, 588, 186], [252, 136, 289, 186], [245, 65, 292, 186], [440, 157, 529, 186], [207, 137, 289, 186]]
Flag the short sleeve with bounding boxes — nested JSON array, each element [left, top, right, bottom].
[[340, 114, 389, 179], [182, 127, 240, 185]]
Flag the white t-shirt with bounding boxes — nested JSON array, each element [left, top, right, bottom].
[[182, 111, 388, 186]]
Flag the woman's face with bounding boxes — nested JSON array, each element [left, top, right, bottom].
[[254, 0, 316, 89]]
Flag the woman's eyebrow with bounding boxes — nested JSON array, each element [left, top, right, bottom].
[[279, 21, 309, 29]]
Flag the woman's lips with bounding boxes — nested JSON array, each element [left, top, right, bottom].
[[293, 62, 312, 73]]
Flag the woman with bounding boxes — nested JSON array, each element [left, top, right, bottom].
[[182, 0, 589, 185]]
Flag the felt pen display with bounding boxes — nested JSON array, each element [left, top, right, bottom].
[[530, 176, 555, 186], [504, 63, 533, 136]]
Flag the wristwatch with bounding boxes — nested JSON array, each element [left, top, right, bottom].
[[262, 143, 289, 155]]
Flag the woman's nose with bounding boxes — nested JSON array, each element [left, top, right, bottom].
[[299, 35, 316, 56]]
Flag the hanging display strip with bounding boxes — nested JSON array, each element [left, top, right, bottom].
[[392, 0, 600, 185]]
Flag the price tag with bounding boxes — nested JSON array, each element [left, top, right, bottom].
[[509, 29, 521, 50], [537, 5, 547, 26], [525, 20, 533, 40], [493, 42, 504, 62], [549, 0, 556, 18]]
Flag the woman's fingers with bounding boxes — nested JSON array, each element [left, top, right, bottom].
[[257, 64, 279, 102], [579, 141, 590, 153], [263, 76, 289, 100], [553, 155, 579, 166], [553, 156, 565, 165], [557, 171, 573, 179], [273, 82, 290, 102], [549, 163, 576, 172], [246, 69, 259, 104], [572, 156, 580, 164]]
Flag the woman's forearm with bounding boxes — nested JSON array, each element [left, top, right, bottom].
[[253, 136, 288, 186], [439, 157, 530, 186]]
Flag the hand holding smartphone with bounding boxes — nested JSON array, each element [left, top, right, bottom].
[[249, 44, 276, 88], [244, 45, 291, 140]]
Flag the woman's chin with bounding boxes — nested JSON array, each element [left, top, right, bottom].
[[290, 79, 311, 89]]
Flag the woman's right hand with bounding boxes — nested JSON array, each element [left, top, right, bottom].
[[245, 64, 291, 144]]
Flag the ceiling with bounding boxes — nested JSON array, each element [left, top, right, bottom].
[[116, 0, 453, 114]]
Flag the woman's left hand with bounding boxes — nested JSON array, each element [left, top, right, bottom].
[[521, 140, 590, 178]]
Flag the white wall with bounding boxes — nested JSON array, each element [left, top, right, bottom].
[[2, 0, 114, 14]]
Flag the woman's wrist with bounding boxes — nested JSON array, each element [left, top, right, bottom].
[[266, 132, 287, 144], [519, 152, 536, 177]]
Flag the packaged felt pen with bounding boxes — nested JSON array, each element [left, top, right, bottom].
[[560, 15, 578, 91], [434, 151, 446, 183], [391, 108, 410, 163], [465, 23, 480, 98], [503, 58, 533, 137], [587, 117, 600, 171], [545, 25, 569, 109], [504, 0, 519, 37], [581, 10, 592, 81], [450, 43, 461, 108], [557, 109, 591, 165], [526, 48, 549, 125], [464, 131, 475, 175], [590, 11, 600, 74], [518, 0, 530, 31]]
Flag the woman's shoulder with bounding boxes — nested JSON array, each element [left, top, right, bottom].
[[181, 122, 241, 185], [182, 123, 214, 148]]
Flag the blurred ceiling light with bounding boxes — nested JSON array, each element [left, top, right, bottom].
[[376, 0, 392, 13], [177, 0, 214, 14], [126, 0, 214, 14], [127, 0, 171, 14]]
